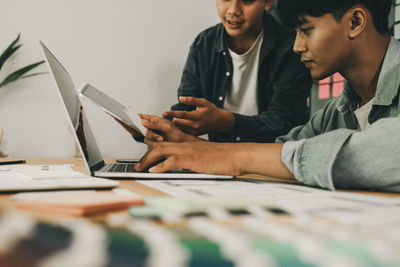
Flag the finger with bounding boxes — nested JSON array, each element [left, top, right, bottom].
[[148, 155, 180, 173], [143, 136, 154, 146], [162, 110, 173, 118], [179, 96, 209, 107], [145, 129, 164, 142], [140, 114, 158, 121], [141, 116, 173, 133], [140, 114, 176, 138], [163, 110, 198, 120], [135, 144, 167, 172], [172, 118, 197, 131]]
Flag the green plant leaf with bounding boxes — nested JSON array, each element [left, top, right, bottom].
[[0, 60, 45, 88], [19, 72, 48, 80], [0, 33, 21, 71]]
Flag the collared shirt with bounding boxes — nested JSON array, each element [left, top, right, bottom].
[[171, 12, 312, 143], [277, 37, 400, 192], [354, 97, 375, 130]]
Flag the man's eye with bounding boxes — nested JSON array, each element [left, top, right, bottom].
[[301, 28, 313, 35], [242, 0, 255, 4]]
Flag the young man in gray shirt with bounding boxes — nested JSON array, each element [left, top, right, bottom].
[[135, 0, 400, 192]]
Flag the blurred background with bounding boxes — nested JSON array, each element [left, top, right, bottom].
[[0, 0, 219, 158]]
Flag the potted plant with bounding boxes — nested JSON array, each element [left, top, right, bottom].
[[0, 33, 45, 157]]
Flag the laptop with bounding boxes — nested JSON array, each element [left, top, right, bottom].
[[40, 41, 233, 180]]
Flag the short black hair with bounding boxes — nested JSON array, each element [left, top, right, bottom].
[[278, 0, 393, 34]]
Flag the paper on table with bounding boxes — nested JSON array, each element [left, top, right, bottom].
[[0, 164, 86, 180], [16, 171, 89, 180], [138, 179, 323, 198], [0, 164, 74, 172], [13, 190, 144, 216], [138, 179, 400, 228]]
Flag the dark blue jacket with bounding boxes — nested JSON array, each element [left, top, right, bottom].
[[171, 13, 312, 142]]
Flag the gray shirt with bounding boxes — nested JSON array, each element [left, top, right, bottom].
[[277, 37, 400, 192]]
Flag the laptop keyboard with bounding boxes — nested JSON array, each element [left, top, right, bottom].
[[108, 163, 136, 173], [106, 163, 194, 174]]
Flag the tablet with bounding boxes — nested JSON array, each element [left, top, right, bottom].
[[79, 83, 147, 136]]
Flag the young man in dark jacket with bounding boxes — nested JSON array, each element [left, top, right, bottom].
[[162, 0, 312, 143]]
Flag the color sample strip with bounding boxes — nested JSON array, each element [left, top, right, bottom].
[[106, 228, 149, 267], [173, 229, 234, 267], [0, 223, 72, 267]]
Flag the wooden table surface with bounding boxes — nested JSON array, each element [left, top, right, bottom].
[[1, 157, 399, 216]]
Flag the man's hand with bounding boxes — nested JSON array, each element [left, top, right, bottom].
[[135, 142, 246, 176], [140, 114, 204, 143], [114, 114, 204, 143], [162, 96, 235, 136], [134, 141, 295, 179], [113, 116, 163, 142]]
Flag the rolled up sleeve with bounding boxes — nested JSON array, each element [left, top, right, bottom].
[[281, 116, 400, 192], [332, 117, 400, 192], [281, 129, 354, 190]]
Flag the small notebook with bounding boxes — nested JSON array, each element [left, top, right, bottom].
[[13, 190, 143, 216]]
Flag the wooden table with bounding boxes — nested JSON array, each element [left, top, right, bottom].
[[0, 158, 400, 266], [1, 157, 399, 215]]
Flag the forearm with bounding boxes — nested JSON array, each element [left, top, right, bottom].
[[233, 143, 295, 179], [184, 133, 207, 142], [216, 110, 235, 134]]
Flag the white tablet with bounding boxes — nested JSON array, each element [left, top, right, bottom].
[[79, 83, 147, 136]]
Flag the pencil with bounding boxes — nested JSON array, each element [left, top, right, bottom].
[[0, 160, 26, 165]]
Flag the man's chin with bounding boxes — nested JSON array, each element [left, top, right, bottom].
[[311, 70, 332, 81]]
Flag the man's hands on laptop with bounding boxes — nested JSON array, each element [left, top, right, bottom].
[[134, 141, 294, 179], [162, 96, 235, 136], [134, 141, 244, 176]]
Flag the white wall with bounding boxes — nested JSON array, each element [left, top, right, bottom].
[[0, 0, 219, 158]]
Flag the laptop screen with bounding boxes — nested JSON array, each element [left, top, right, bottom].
[[40, 42, 105, 173]]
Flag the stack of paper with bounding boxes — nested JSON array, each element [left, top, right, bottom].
[[13, 190, 143, 216]]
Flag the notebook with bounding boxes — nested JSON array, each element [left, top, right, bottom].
[[0, 164, 118, 192], [40, 41, 233, 180], [13, 190, 143, 216]]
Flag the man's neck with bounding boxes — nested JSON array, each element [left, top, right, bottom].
[[226, 22, 263, 55], [343, 34, 391, 106]]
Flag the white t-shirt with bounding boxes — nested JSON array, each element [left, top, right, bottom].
[[354, 97, 375, 131], [223, 30, 264, 116]]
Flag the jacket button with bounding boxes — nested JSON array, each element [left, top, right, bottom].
[[226, 72, 231, 76], [219, 96, 223, 101], [236, 137, 241, 141], [223, 51, 226, 56]]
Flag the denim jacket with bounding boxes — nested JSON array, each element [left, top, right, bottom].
[[277, 37, 400, 192], [171, 12, 312, 143]]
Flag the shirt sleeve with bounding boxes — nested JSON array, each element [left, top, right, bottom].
[[276, 98, 338, 143], [170, 43, 202, 113], [281, 115, 400, 192], [332, 116, 400, 192]]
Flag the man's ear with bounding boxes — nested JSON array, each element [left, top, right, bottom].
[[265, 0, 275, 11], [348, 7, 367, 40]]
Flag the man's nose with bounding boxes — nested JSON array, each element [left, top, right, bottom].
[[227, 0, 243, 17], [293, 34, 307, 55]]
